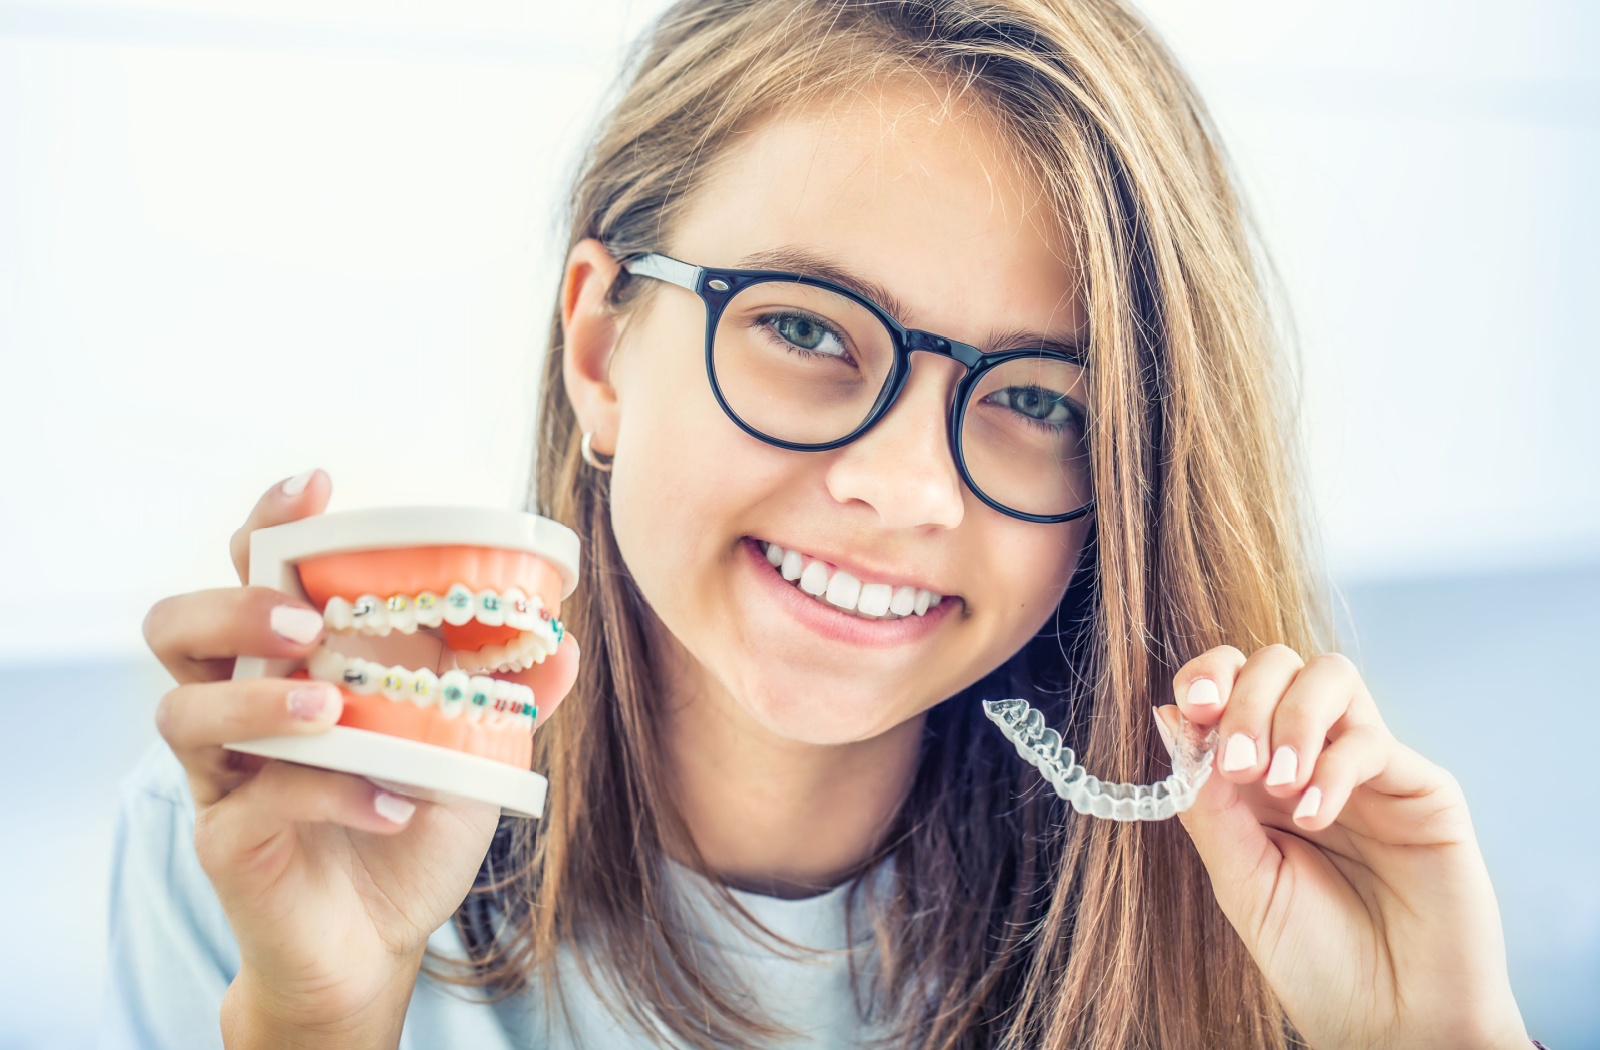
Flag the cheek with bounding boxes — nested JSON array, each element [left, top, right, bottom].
[[604, 346, 770, 617], [982, 517, 1089, 647]]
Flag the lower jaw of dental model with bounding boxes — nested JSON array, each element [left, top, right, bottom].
[[296, 544, 567, 770], [984, 699, 1218, 821]]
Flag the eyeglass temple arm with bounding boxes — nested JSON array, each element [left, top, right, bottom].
[[623, 253, 703, 293]]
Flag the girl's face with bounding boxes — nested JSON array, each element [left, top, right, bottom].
[[586, 81, 1090, 746]]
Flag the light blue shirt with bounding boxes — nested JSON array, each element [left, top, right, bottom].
[[99, 743, 886, 1049]]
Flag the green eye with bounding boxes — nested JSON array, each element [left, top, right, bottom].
[[777, 316, 824, 350], [765, 312, 846, 357]]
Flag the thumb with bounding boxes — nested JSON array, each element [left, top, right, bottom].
[[1155, 704, 1283, 933]]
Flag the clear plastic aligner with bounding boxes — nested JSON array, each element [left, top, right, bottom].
[[982, 699, 1218, 821]]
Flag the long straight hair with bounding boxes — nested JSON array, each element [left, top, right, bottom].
[[442, 2, 1325, 1047]]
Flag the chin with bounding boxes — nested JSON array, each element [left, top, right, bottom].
[[737, 673, 920, 746]]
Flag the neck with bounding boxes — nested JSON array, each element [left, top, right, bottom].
[[657, 642, 922, 900]]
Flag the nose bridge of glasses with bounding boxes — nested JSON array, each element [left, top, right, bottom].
[[903, 328, 984, 370]]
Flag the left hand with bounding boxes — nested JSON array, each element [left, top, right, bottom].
[[1156, 644, 1528, 1050]]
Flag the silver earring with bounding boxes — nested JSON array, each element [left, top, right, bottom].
[[580, 431, 614, 472]]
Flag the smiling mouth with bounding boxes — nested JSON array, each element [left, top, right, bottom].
[[756, 540, 947, 621]]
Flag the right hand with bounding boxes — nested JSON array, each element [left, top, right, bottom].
[[143, 472, 577, 1047]]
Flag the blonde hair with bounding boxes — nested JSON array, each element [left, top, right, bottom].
[[445, 2, 1325, 1047]]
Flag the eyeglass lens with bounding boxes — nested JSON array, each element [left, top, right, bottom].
[[711, 279, 1091, 519]]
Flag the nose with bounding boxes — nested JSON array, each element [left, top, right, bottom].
[[823, 353, 966, 530]]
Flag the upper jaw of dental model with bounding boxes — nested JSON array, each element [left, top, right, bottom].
[[322, 584, 565, 674], [759, 540, 948, 620], [983, 698, 1218, 822]]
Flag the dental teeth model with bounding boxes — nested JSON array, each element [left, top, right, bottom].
[[983, 698, 1217, 821], [228, 507, 580, 818]]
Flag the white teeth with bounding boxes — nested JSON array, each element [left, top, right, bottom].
[[438, 669, 469, 718], [386, 594, 417, 634], [300, 648, 536, 732], [308, 645, 344, 682], [414, 591, 442, 628], [475, 589, 505, 628], [342, 658, 380, 694], [442, 584, 476, 627], [326, 586, 536, 636], [466, 676, 497, 723], [351, 594, 388, 635], [824, 570, 862, 611], [503, 587, 534, 632], [409, 667, 438, 707], [799, 559, 830, 597], [857, 582, 892, 617], [490, 680, 519, 724], [761, 541, 947, 620], [458, 643, 505, 674], [323, 596, 353, 631], [379, 665, 411, 703]]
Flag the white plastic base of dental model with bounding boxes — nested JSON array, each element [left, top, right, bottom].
[[228, 506, 580, 821], [229, 726, 547, 818], [983, 698, 1218, 821]]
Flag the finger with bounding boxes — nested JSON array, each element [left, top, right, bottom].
[[1288, 722, 1391, 832], [230, 470, 331, 585], [1171, 645, 1246, 725], [1213, 644, 1306, 783], [1161, 704, 1282, 933], [197, 761, 416, 893], [144, 587, 326, 685], [1262, 652, 1361, 798], [157, 678, 343, 805], [501, 632, 580, 730]]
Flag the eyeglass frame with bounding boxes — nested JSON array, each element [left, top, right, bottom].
[[619, 252, 1095, 525]]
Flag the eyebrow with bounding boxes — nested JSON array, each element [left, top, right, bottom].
[[731, 245, 1085, 360]]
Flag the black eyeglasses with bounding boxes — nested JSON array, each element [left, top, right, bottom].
[[621, 252, 1093, 524]]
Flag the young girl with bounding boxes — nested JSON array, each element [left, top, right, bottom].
[[114, 0, 1535, 1047]]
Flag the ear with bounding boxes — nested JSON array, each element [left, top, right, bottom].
[[560, 238, 625, 456]]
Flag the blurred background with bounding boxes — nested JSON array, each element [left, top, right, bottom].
[[1, 0, 1595, 1046]]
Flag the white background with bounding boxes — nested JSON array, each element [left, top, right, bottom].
[[1, 2, 1597, 1047]]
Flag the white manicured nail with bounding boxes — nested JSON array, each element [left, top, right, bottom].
[[287, 684, 335, 721], [1293, 786, 1322, 822], [1220, 733, 1256, 772], [270, 605, 323, 644], [1151, 706, 1177, 758], [1186, 678, 1220, 707], [281, 469, 317, 497], [1265, 746, 1299, 786], [374, 791, 416, 824]]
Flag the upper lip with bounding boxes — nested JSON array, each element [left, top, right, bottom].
[[753, 536, 958, 599]]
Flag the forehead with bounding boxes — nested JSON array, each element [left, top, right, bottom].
[[669, 78, 1086, 342]]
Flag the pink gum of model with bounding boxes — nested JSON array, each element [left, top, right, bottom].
[[296, 544, 580, 769]]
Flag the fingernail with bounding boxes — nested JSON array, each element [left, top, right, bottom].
[[287, 683, 336, 721], [374, 790, 416, 824], [270, 605, 324, 645], [1151, 706, 1178, 758], [1220, 733, 1256, 772], [1293, 785, 1322, 822], [280, 469, 317, 497], [1265, 745, 1299, 786], [1186, 678, 1221, 707]]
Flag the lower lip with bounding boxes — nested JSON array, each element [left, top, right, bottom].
[[739, 537, 956, 648]]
